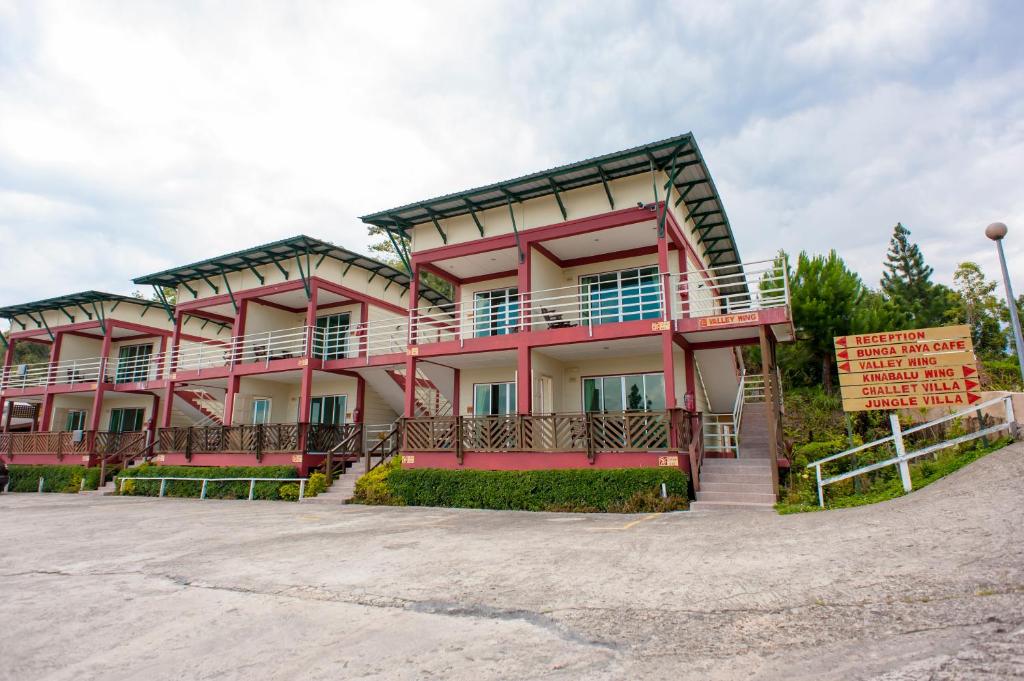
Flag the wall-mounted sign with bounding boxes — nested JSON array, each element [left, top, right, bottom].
[[835, 325, 978, 412], [697, 312, 759, 329]]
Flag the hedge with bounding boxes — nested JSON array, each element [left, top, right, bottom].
[[117, 464, 301, 501], [6, 465, 103, 493], [354, 460, 689, 512]]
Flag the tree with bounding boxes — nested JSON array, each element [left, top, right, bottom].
[[949, 261, 1007, 357], [880, 222, 950, 327], [788, 250, 903, 391], [366, 225, 454, 300]]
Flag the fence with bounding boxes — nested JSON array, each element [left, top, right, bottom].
[[806, 395, 1017, 507], [114, 476, 309, 500]]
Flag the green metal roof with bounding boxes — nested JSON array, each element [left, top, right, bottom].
[[133, 234, 451, 307], [359, 133, 742, 269], [0, 290, 160, 321]]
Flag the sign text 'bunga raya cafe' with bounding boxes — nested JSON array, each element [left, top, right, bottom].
[[834, 324, 980, 412]]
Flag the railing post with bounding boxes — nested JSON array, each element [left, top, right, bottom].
[[455, 416, 464, 465], [159, 479, 167, 498], [298, 479, 306, 501], [185, 426, 193, 461], [585, 412, 595, 464], [248, 478, 256, 501], [815, 463, 824, 507], [890, 413, 912, 493], [255, 423, 264, 462], [37, 476, 44, 493], [200, 479, 208, 500], [1005, 396, 1018, 439]]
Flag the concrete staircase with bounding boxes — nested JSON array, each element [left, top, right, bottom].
[[304, 470, 362, 505], [80, 479, 117, 497], [691, 402, 777, 511]]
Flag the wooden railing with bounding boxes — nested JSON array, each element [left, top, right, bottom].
[[0, 430, 140, 461], [155, 423, 361, 459], [401, 410, 697, 461]]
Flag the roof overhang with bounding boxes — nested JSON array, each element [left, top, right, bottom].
[[0, 291, 162, 322], [133, 234, 451, 308], [359, 133, 742, 270]]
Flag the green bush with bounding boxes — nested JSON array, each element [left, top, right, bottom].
[[7, 465, 91, 493], [352, 457, 402, 505], [355, 464, 689, 513], [117, 464, 299, 501], [305, 472, 328, 497]]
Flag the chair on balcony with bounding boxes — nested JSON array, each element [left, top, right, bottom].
[[541, 308, 576, 329]]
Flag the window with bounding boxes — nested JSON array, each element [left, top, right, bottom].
[[252, 398, 272, 425], [474, 288, 520, 337], [108, 408, 145, 432], [583, 373, 665, 413], [315, 313, 351, 360], [114, 344, 153, 384], [581, 266, 661, 325], [65, 410, 87, 431], [310, 395, 347, 425], [473, 382, 516, 415]]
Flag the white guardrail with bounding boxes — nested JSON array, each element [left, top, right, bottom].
[[806, 395, 1017, 507], [114, 476, 310, 501]]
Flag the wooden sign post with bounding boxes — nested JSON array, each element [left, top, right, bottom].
[[834, 324, 979, 412]]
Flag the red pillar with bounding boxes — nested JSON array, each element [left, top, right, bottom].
[[231, 299, 249, 364], [516, 344, 532, 414], [160, 382, 176, 428], [148, 392, 160, 444], [298, 285, 319, 445], [355, 374, 365, 423], [452, 368, 461, 417], [517, 242, 531, 332], [358, 301, 368, 359], [222, 375, 241, 426], [168, 313, 184, 374], [403, 353, 418, 417], [0, 336, 15, 433], [88, 324, 114, 433], [40, 332, 62, 431]]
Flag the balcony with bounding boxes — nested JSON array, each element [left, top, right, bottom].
[[0, 354, 166, 392], [408, 257, 791, 349]]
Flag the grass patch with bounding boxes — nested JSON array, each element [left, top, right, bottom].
[[777, 436, 1012, 513], [6, 465, 104, 493]]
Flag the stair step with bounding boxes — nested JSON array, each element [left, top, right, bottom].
[[689, 500, 775, 511], [695, 490, 777, 504], [701, 459, 772, 469], [699, 473, 771, 485], [699, 481, 775, 494]]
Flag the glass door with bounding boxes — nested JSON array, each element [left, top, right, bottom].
[[581, 266, 661, 325], [473, 382, 516, 415], [114, 344, 153, 384], [108, 407, 144, 432], [315, 313, 351, 360], [583, 373, 665, 412], [474, 288, 520, 337], [65, 409, 87, 431], [310, 395, 347, 425], [252, 398, 272, 425]]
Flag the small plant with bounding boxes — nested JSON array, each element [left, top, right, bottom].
[[305, 472, 328, 497], [278, 483, 300, 502]]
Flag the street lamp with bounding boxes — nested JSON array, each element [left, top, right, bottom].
[[986, 222, 1024, 382]]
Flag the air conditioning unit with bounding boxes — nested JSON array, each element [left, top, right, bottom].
[[72, 429, 84, 443], [16, 364, 28, 377]]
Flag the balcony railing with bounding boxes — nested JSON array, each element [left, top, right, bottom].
[[401, 410, 697, 458], [670, 258, 789, 319], [407, 258, 789, 346]]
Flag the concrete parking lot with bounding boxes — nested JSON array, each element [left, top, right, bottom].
[[1, 445, 1022, 681]]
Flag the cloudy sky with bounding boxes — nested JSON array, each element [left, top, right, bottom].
[[1, 0, 1022, 312]]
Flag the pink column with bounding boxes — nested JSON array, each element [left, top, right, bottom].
[[298, 284, 319, 446], [87, 323, 114, 433], [516, 345, 532, 414]]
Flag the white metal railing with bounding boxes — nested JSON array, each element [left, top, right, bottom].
[[703, 413, 738, 453], [807, 395, 1017, 507], [114, 476, 310, 501], [172, 326, 310, 371], [0, 356, 107, 390], [109, 353, 164, 384], [409, 280, 665, 345], [340, 316, 409, 358], [671, 258, 789, 318]]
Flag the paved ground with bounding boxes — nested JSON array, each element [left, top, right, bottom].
[[1, 445, 1022, 681]]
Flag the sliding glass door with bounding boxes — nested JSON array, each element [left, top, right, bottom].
[[581, 266, 661, 325], [474, 288, 520, 337], [315, 313, 351, 360], [114, 344, 153, 384], [473, 382, 516, 415]]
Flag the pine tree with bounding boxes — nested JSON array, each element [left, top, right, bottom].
[[880, 222, 947, 327]]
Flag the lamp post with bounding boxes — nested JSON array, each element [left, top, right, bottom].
[[986, 222, 1024, 382]]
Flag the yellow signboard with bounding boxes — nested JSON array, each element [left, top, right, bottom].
[[697, 312, 759, 329], [833, 325, 970, 349], [835, 324, 979, 412]]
